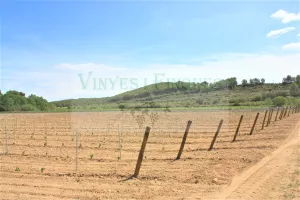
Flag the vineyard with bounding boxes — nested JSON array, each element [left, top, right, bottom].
[[0, 107, 299, 199]]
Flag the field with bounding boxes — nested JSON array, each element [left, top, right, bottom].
[[0, 108, 299, 199]]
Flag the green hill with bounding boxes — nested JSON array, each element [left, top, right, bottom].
[[52, 75, 300, 111]]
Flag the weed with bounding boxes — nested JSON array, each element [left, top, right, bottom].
[[90, 154, 94, 159], [283, 193, 295, 199], [15, 167, 20, 172], [41, 168, 45, 173]]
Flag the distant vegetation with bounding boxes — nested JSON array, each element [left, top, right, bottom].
[[53, 75, 300, 111], [1, 75, 299, 112], [0, 90, 55, 112]]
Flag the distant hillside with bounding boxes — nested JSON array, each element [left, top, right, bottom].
[[52, 75, 300, 111]]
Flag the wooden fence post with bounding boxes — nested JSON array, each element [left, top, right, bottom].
[[279, 108, 284, 120], [5, 123, 8, 155], [208, 119, 223, 151], [283, 106, 288, 118], [261, 110, 268, 129], [274, 107, 279, 121], [288, 106, 292, 117], [232, 115, 243, 142], [267, 108, 273, 126], [118, 124, 122, 160], [250, 113, 260, 135], [266, 109, 271, 127], [76, 128, 79, 178], [291, 106, 295, 114], [176, 120, 192, 160], [133, 127, 151, 178]]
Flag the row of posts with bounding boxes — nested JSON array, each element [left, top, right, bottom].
[[132, 105, 300, 177], [4, 105, 298, 178]]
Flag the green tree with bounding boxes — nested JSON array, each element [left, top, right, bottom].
[[0, 90, 54, 112], [249, 79, 254, 85], [290, 82, 300, 97], [27, 94, 49, 111], [253, 78, 261, 85], [226, 77, 237, 89], [242, 79, 248, 87], [1, 96, 15, 110], [249, 78, 261, 86], [0, 90, 28, 111], [283, 75, 293, 84], [272, 96, 286, 106], [261, 78, 265, 84], [295, 75, 300, 87]]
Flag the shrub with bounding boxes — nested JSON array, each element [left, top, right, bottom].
[[196, 98, 204, 105], [229, 99, 244, 104], [276, 91, 288, 97], [0, 105, 6, 111], [184, 102, 191, 107], [118, 104, 126, 110], [213, 99, 220, 104], [252, 96, 262, 102], [264, 97, 273, 105], [272, 96, 286, 106], [232, 102, 241, 106], [20, 104, 36, 111], [290, 83, 300, 97]]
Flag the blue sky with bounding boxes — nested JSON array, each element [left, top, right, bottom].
[[0, 1, 299, 101]]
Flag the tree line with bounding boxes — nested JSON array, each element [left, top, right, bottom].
[[0, 90, 55, 112], [241, 78, 265, 87]]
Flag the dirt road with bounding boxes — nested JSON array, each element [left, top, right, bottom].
[[190, 120, 300, 200]]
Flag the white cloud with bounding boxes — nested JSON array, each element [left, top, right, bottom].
[[271, 10, 288, 19], [266, 27, 296, 38], [2, 52, 300, 101], [282, 43, 300, 51], [271, 9, 300, 24], [297, 32, 300, 36]]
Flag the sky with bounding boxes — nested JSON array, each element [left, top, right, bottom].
[[0, 0, 299, 101]]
